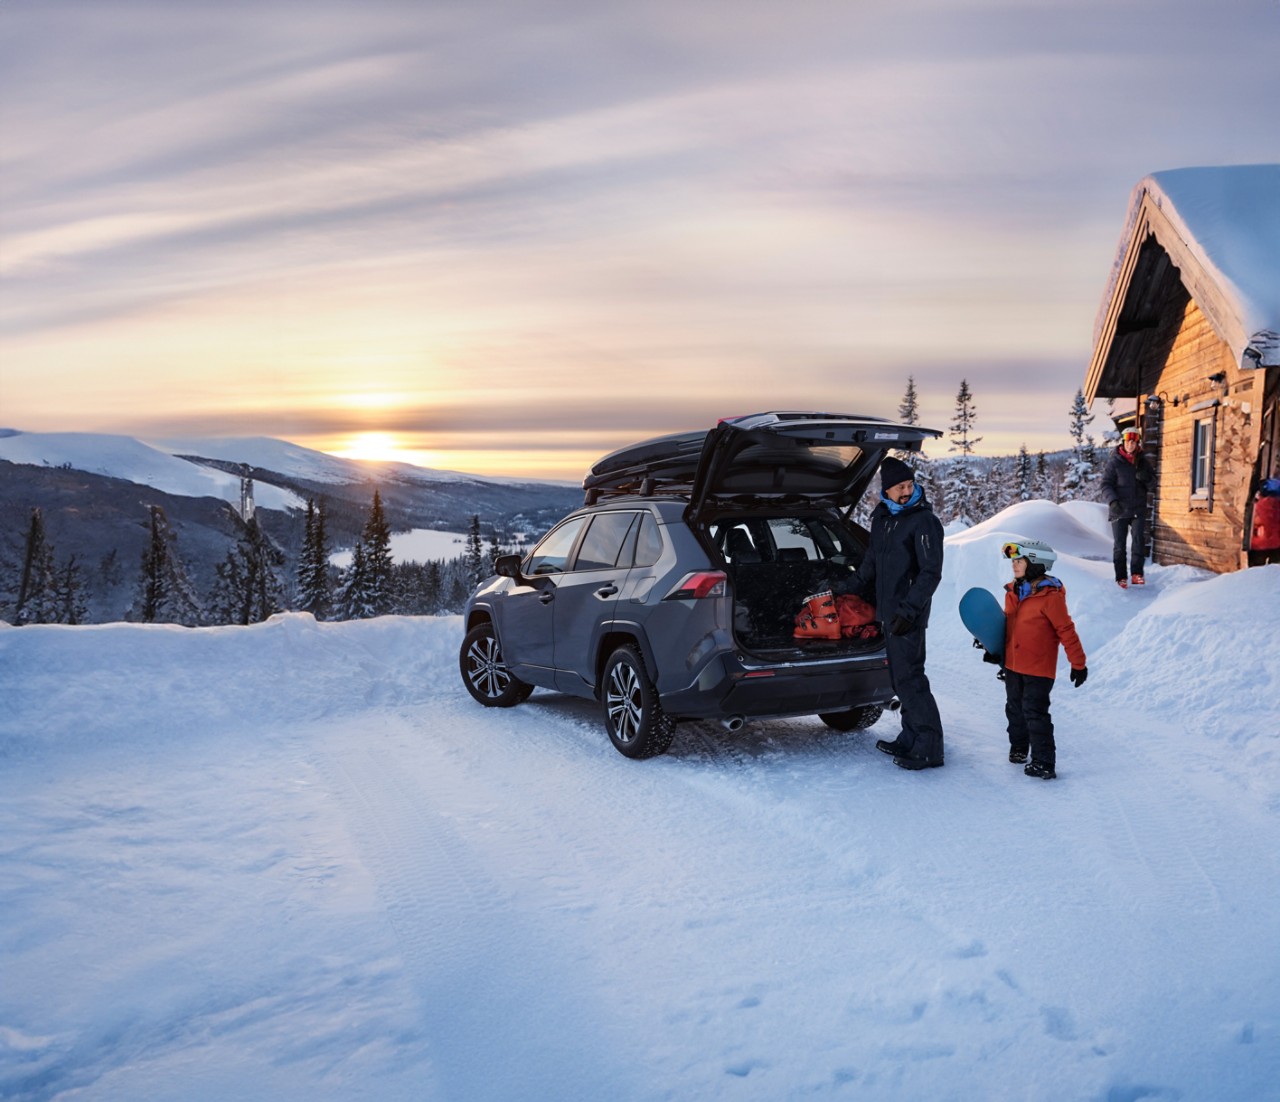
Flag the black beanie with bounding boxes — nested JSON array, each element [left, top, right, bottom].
[[880, 456, 916, 493]]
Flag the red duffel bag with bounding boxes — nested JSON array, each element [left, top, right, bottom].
[[836, 593, 880, 640]]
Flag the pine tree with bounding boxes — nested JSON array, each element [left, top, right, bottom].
[[943, 379, 982, 524], [52, 555, 88, 625], [949, 379, 982, 456], [896, 373, 932, 486], [898, 375, 920, 428], [464, 514, 485, 587], [1063, 388, 1097, 501], [1015, 444, 1033, 502], [295, 498, 333, 620], [1034, 451, 1052, 500], [424, 560, 444, 613], [336, 540, 370, 619], [360, 490, 394, 616], [16, 508, 58, 625], [134, 506, 202, 625], [206, 514, 284, 625]]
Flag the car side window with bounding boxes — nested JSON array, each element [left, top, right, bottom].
[[526, 517, 588, 575], [575, 512, 638, 571], [632, 512, 663, 568]]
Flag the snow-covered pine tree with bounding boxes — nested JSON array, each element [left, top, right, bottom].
[[16, 507, 58, 625], [206, 514, 284, 625], [1033, 451, 1052, 500], [360, 490, 394, 617], [895, 373, 932, 494], [335, 541, 369, 619], [134, 505, 202, 625], [424, 560, 444, 614], [898, 375, 920, 428], [52, 555, 88, 625], [1016, 444, 1033, 502], [944, 379, 982, 524], [1062, 388, 1097, 501], [464, 514, 485, 587], [295, 498, 332, 620]]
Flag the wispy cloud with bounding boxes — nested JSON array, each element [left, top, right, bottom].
[[3, 0, 1279, 475]]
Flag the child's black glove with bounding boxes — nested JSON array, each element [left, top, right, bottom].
[[1069, 666, 1088, 687]]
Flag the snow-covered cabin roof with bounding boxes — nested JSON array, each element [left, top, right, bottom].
[[1086, 164, 1280, 401]]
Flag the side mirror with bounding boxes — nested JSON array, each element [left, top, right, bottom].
[[494, 554, 524, 579]]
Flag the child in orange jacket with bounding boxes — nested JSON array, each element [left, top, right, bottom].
[[999, 539, 1088, 780]]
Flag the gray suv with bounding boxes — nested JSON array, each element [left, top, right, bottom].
[[459, 412, 939, 758]]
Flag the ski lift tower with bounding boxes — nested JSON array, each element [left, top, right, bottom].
[[238, 463, 256, 524]]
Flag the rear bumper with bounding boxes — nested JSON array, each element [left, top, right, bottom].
[[660, 650, 895, 720]]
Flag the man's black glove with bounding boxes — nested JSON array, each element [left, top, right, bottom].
[[1069, 666, 1088, 687], [1107, 500, 1122, 522], [981, 650, 1001, 665], [888, 613, 916, 636]]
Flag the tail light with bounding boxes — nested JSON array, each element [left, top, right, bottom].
[[664, 571, 727, 600]]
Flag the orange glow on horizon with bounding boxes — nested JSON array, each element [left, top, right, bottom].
[[322, 431, 588, 481]]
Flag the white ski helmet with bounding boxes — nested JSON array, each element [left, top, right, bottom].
[[1001, 538, 1057, 571]]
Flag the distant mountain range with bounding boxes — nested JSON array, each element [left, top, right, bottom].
[[0, 430, 582, 621]]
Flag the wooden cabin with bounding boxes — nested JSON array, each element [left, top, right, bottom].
[[1084, 165, 1280, 572]]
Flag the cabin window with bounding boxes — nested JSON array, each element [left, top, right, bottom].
[[1191, 415, 1215, 507]]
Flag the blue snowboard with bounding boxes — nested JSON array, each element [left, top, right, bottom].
[[959, 587, 1006, 660]]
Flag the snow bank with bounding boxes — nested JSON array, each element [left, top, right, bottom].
[[0, 613, 461, 755]]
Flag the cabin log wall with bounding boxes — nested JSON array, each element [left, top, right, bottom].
[[1147, 299, 1258, 573]]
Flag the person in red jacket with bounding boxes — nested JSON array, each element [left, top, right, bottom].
[[999, 539, 1088, 780]]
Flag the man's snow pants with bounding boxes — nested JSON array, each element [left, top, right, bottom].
[[885, 627, 945, 764]]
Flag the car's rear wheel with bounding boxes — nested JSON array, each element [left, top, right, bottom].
[[602, 645, 675, 759], [819, 705, 883, 731], [460, 623, 534, 707]]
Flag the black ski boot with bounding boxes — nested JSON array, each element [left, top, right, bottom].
[[1009, 746, 1028, 764], [1024, 761, 1056, 780]]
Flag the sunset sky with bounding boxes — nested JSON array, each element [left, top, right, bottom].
[[3, 1, 1279, 480]]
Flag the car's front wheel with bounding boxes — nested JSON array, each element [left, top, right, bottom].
[[602, 645, 675, 759], [819, 705, 884, 731], [459, 623, 534, 707]]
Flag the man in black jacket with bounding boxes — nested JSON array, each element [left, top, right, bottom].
[[1100, 429, 1156, 588], [843, 456, 946, 770]]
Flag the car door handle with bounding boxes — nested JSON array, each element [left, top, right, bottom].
[[595, 584, 618, 598], [539, 592, 555, 604]]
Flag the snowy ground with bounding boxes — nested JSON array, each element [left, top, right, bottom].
[[2, 501, 1277, 1102]]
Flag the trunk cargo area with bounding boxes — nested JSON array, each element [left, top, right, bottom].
[[726, 558, 884, 659]]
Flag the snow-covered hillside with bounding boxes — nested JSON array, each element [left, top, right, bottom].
[[150, 435, 482, 487], [2, 502, 1277, 1101], [0, 431, 303, 512]]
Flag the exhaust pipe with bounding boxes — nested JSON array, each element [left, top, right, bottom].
[[721, 715, 746, 733], [889, 698, 902, 711]]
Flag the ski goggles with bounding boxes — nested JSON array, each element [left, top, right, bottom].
[[1001, 542, 1027, 559]]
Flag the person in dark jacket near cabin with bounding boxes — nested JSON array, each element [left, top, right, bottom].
[[993, 539, 1088, 780], [1100, 428, 1156, 589], [840, 456, 946, 770]]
